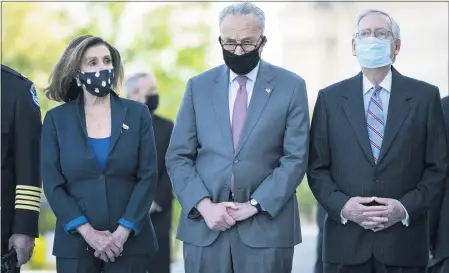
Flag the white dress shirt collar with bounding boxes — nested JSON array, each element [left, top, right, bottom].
[[362, 69, 393, 94], [229, 61, 260, 84]]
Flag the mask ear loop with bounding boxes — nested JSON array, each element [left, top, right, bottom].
[[76, 76, 81, 87], [75, 70, 83, 87], [389, 38, 398, 63]]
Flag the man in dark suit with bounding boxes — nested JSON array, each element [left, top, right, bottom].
[[428, 96, 449, 273], [1, 65, 42, 272], [125, 72, 174, 273], [308, 9, 448, 273]]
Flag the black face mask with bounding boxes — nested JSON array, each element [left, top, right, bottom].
[[145, 94, 159, 113], [221, 37, 264, 75], [77, 69, 114, 97]]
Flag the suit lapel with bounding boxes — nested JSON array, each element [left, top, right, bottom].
[[341, 72, 375, 165], [76, 93, 102, 172], [377, 68, 412, 163], [212, 65, 234, 153], [109, 93, 127, 153], [76, 94, 88, 138], [235, 60, 274, 156]]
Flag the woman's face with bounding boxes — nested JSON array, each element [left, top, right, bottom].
[[80, 44, 113, 73]]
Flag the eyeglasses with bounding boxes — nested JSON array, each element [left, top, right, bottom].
[[356, 29, 393, 40], [219, 36, 264, 54]]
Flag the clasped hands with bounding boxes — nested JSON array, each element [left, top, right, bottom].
[[77, 224, 131, 263], [197, 198, 258, 232], [342, 196, 406, 232]]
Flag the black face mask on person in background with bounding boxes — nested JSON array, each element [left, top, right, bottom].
[[77, 69, 114, 97], [145, 94, 159, 113], [221, 37, 265, 75]]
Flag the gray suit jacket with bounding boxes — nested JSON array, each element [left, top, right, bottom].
[[166, 60, 309, 248]]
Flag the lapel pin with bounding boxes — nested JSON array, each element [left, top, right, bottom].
[[122, 124, 129, 130], [265, 88, 271, 94]]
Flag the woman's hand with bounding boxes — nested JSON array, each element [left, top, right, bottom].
[[77, 223, 120, 262], [92, 225, 131, 262]]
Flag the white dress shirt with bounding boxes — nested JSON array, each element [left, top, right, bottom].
[[340, 69, 409, 226]]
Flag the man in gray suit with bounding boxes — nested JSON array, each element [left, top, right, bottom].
[[166, 2, 310, 273], [308, 9, 447, 273]]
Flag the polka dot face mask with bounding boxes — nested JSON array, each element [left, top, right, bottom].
[[77, 69, 115, 97]]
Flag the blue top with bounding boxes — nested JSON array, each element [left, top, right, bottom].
[[88, 137, 111, 170]]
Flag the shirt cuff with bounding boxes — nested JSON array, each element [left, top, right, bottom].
[[340, 210, 348, 224], [64, 216, 88, 233], [399, 202, 409, 227], [118, 218, 139, 233]]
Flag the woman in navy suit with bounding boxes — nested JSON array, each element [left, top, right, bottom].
[[41, 35, 158, 273]]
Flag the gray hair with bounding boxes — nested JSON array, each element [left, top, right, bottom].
[[353, 9, 401, 39], [124, 72, 155, 96], [219, 2, 265, 34]]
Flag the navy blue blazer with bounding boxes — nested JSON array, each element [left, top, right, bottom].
[[41, 92, 158, 258]]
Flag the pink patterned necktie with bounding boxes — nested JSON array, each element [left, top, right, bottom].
[[230, 75, 248, 192]]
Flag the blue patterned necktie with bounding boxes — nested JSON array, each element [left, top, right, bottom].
[[366, 85, 385, 164]]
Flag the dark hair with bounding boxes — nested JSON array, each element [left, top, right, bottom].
[[44, 35, 124, 102]]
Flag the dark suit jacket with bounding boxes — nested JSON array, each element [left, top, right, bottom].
[[148, 114, 174, 273], [429, 96, 449, 266], [41, 92, 158, 258], [152, 115, 174, 212], [307, 67, 448, 267], [315, 204, 326, 273]]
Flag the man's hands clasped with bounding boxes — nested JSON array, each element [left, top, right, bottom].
[[197, 198, 258, 232], [77, 224, 131, 263], [342, 196, 407, 232]]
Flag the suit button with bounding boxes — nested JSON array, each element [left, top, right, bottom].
[[233, 159, 239, 164]]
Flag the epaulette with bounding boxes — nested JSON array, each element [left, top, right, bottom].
[[1, 64, 29, 81]]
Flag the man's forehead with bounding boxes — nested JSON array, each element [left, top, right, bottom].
[[358, 13, 392, 29], [138, 75, 155, 86], [220, 14, 261, 39]]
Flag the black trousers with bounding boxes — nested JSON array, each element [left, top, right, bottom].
[[314, 228, 324, 273], [427, 258, 449, 273], [147, 206, 172, 273], [56, 253, 151, 273], [324, 256, 426, 273]]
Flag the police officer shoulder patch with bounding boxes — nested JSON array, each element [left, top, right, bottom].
[[29, 84, 40, 108]]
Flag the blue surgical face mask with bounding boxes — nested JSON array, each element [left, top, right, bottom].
[[355, 37, 393, 68]]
